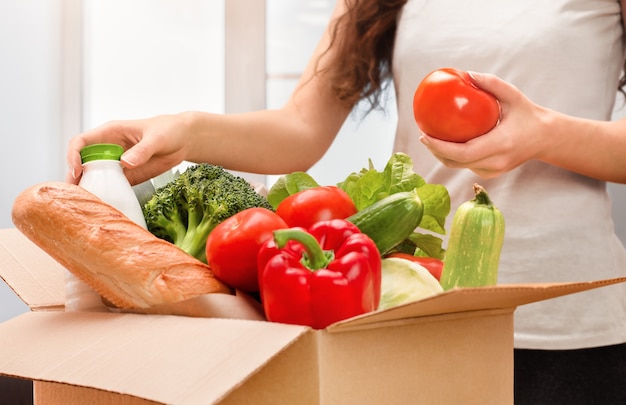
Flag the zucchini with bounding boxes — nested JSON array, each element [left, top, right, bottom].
[[440, 183, 505, 290], [347, 190, 424, 255]]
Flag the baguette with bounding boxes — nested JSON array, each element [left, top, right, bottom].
[[11, 182, 231, 309]]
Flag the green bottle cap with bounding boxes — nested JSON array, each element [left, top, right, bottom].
[[80, 143, 124, 164]]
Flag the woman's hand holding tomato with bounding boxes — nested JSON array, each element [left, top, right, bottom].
[[415, 69, 549, 179], [413, 67, 500, 143]]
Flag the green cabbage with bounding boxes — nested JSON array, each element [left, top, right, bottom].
[[378, 257, 443, 310]]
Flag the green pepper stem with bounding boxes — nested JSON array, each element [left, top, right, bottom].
[[273, 228, 333, 270]]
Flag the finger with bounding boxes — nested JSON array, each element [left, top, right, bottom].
[[421, 133, 510, 175], [66, 135, 91, 182], [65, 168, 81, 185], [420, 134, 479, 164], [467, 71, 518, 106], [120, 135, 161, 168], [470, 167, 504, 179], [66, 121, 132, 181]]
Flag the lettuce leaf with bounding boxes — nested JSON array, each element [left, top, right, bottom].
[[338, 153, 450, 259], [267, 171, 319, 209], [338, 153, 426, 209], [338, 152, 450, 234]]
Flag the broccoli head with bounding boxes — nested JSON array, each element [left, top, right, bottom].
[[142, 163, 273, 262]]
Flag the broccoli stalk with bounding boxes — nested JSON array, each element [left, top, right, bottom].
[[175, 190, 225, 262], [142, 163, 273, 263]]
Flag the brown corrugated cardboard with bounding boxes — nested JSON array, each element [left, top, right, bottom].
[[0, 311, 313, 404], [1, 227, 624, 404], [0, 228, 65, 311]]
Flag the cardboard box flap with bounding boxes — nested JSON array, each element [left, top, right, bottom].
[[0, 228, 65, 310], [331, 277, 626, 331], [0, 310, 310, 405]]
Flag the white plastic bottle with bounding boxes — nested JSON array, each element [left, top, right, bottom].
[[78, 143, 148, 228], [65, 143, 148, 311]]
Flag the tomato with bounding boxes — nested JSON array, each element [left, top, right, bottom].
[[412, 67, 500, 143], [206, 208, 288, 292], [276, 186, 357, 229], [385, 252, 444, 281]]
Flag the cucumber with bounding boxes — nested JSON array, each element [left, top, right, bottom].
[[440, 184, 505, 290], [347, 190, 424, 255]]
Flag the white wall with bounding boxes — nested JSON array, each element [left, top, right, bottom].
[[83, 0, 225, 128], [0, 1, 64, 227], [0, 0, 65, 321]]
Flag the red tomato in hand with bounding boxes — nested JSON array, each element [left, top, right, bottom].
[[386, 252, 444, 281], [206, 208, 288, 292], [413, 68, 500, 143], [276, 186, 357, 229]]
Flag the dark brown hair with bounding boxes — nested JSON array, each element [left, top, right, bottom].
[[320, 0, 408, 111]]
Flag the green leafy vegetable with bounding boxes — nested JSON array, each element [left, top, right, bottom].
[[338, 153, 423, 209], [142, 163, 273, 263], [267, 172, 319, 209], [339, 153, 450, 259], [414, 183, 449, 235], [378, 257, 443, 310], [395, 233, 446, 259]]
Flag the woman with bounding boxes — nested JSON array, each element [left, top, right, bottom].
[[67, 1, 626, 403]]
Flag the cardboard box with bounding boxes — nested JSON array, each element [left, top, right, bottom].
[[1, 227, 624, 405]]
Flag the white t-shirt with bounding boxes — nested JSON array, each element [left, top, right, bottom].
[[393, 0, 626, 349]]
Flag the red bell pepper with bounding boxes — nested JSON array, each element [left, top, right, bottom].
[[258, 219, 381, 329]]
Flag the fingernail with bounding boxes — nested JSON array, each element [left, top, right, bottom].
[[121, 152, 137, 167], [467, 71, 480, 81], [70, 165, 80, 179]]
